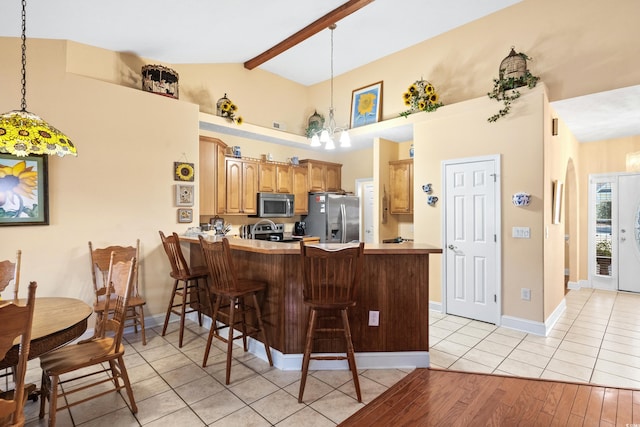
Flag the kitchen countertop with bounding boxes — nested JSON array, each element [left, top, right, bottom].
[[180, 234, 442, 255]]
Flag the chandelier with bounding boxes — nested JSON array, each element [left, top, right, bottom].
[[308, 24, 350, 150], [0, 0, 77, 157]]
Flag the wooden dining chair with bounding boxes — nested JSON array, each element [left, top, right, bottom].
[[39, 254, 138, 427], [298, 241, 365, 403], [88, 240, 147, 345], [0, 250, 21, 301], [159, 231, 210, 348], [198, 236, 273, 384], [0, 281, 37, 427]]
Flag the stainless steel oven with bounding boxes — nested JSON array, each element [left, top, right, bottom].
[[256, 192, 294, 218]]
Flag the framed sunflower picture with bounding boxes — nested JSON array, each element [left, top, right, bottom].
[[350, 81, 383, 128], [175, 184, 194, 207], [177, 208, 193, 223], [0, 153, 49, 226], [174, 161, 195, 182]]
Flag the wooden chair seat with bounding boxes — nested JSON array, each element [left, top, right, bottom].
[[39, 255, 138, 427], [198, 236, 273, 385], [159, 231, 211, 348], [298, 241, 365, 404]]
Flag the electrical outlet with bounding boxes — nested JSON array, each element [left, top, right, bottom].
[[368, 310, 379, 326], [521, 288, 531, 301]]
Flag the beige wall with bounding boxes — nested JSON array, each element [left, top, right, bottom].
[[2, 0, 639, 328]]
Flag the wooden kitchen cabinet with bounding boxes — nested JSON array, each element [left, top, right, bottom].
[[292, 165, 309, 214], [259, 162, 292, 193], [389, 159, 413, 214], [226, 158, 258, 215], [199, 136, 227, 216], [299, 159, 342, 192]]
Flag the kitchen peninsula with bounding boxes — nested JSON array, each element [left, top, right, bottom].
[[181, 236, 442, 369]]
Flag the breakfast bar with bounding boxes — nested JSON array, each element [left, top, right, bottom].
[[181, 236, 442, 368]]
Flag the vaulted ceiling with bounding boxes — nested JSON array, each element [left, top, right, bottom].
[[1, 0, 638, 143]]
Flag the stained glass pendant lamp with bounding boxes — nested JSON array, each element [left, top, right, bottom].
[[0, 0, 77, 157]]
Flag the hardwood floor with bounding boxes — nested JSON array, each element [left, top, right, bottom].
[[339, 368, 640, 426]]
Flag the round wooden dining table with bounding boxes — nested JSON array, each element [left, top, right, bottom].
[[1, 297, 92, 369]]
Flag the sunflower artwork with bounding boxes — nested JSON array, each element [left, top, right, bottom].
[[399, 79, 443, 118], [174, 162, 195, 182], [0, 153, 48, 225], [350, 81, 383, 128]]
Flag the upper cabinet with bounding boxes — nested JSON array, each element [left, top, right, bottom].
[[292, 165, 309, 215], [259, 162, 292, 194], [226, 158, 258, 215], [300, 159, 342, 193], [389, 159, 413, 214], [199, 136, 227, 216]]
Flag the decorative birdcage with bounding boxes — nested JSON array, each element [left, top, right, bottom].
[[305, 110, 325, 138], [498, 47, 528, 89]]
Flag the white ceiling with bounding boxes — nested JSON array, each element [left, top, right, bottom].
[[0, 0, 638, 143]]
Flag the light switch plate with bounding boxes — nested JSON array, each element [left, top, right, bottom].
[[512, 227, 530, 238]]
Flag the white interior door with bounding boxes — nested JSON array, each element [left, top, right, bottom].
[[444, 157, 500, 324], [357, 179, 374, 243], [618, 174, 640, 292]]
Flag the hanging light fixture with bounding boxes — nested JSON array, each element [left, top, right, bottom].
[[308, 24, 350, 150], [0, 0, 77, 157]]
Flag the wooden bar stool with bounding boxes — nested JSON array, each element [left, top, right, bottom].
[[198, 236, 273, 385], [159, 231, 210, 348], [298, 241, 365, 403]]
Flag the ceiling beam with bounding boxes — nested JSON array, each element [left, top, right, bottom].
[[244, 0, 374, 71]]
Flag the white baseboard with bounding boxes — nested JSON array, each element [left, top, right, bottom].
[[544, 298, 566, 336], [184, 312, 429, 370], [500, 315, 546, 336], [429, 301, 443, 312]]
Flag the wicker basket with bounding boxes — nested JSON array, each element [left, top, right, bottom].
[[141, 65, 179, 99]]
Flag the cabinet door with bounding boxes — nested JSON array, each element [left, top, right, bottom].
[[226, 159, 243, 214], [259, 163, 277, 192], [325, 164, 342, 192], [276, 164, 292, 193], [216, 143, 227, 214], [292, 166, 309, 214], [389, 160, 413, 214], [242, 160, 259, 214], [308, 163, 325, 192], [199, 138, 217, 215]]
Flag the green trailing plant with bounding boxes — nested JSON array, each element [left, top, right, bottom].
[[487, 53, 540, 122]]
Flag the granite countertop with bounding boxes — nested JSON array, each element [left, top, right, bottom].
[[180, 234, 442, 255]]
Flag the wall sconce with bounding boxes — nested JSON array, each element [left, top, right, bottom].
[[422, 183, 432, 193], [552, 118, 558, 136], [512, 192, 531, 207], [427, 195, 438, 206]]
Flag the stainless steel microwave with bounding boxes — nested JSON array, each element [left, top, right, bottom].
[[256, 192, 294, 218]]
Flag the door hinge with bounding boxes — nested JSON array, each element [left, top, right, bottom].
[[494, 234, 497, 242], [494, 294, 497, 303], [490, 173, 497, 182]]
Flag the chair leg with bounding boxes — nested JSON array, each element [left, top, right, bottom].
[[202, 296, 222, 367], [298, 308, 318, 403], [38, 370, 48, 419], [341, 309, 361, 402], [239, 297, 248, 351], [194, 278, 203, 327], [48, 374, 59, 427], [179, 280, 188, 348], [162, 279, 179, 337], [252, 293, 273, 366], [117, 355, 138, 413], [225, 298, 235, 385], [137, 305, 146, 345]]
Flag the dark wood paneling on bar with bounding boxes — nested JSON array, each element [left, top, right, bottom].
[[186, 237, 440, 355]]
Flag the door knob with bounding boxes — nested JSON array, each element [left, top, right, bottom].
[[621, 236, 626, 242], [448, 244, 457, 250]]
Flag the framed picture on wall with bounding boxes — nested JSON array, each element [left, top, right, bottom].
[[350, 81, 383, 128], [175, 184, 194, 206], [0, 153, 49, 226], [177, 208, 193, 223]]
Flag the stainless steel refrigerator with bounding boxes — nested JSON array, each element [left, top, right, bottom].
[[304, 193, 360, 243]]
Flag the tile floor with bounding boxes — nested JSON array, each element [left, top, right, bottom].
[[18, 287, 640, 426]]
